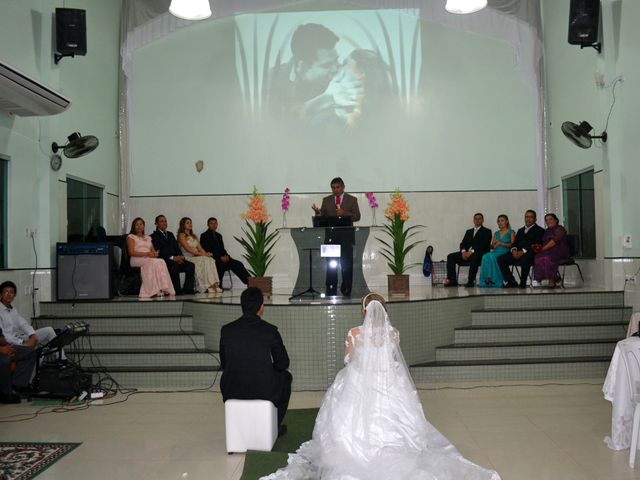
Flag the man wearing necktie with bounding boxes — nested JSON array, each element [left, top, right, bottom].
[[312, 177, 361, 296], [445, 213, 492, 287], [151, 215, 196, 295]]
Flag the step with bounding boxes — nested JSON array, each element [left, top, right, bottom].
[[471, 306, 632, 326], [67, 349, 219, 368], [39, 300, 184, 317], [36, 315, 194, 333], [86, 366, 220, 390], [454, 322, 627, 344], [435, 339, 618, 362], [410, 357, 611, 383], [482, 291, 625, 310], [82, 332, 205, 350]]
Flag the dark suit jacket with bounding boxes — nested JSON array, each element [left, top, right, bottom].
[[513, 224, 545, 252], [150, 229, 182, 261], [220, 313, 290, 403], [459, 226, 492, 254], [319, 193, 361, 222], [200, 230, 227, 261]]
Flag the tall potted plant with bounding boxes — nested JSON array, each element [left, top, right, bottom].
[[376, 190, 424, 297], [234, 187, 279, 296]]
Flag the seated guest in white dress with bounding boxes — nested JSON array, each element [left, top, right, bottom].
[[126, 217, 175, 298], [177, 217, 223, 293]]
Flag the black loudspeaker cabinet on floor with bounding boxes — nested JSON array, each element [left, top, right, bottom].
[[55, 8, 87, 56], [568, 0, 600, 46], [57, 243, 112, 300]]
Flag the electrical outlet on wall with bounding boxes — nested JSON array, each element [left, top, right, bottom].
[[623, 234, 633, 249]]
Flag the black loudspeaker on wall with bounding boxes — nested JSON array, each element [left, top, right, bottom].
[[568, 0, 600, 47], [55, 8, 86, 64], [57, 243, 112, 301]]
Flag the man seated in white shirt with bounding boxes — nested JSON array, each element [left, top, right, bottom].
[[0, 281, 63, 360]]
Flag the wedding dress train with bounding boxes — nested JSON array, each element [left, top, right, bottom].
[[261, 300, 500, 480]]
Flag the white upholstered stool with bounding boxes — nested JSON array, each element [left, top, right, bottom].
[[224, 399, 278, 453]]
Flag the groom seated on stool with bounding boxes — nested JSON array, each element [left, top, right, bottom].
[[220, 287, 292, 437]]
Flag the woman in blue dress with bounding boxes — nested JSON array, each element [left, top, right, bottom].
[[479, 214, 515, 287]]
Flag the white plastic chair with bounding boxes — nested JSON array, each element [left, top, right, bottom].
[[620, 340, 640, 467]]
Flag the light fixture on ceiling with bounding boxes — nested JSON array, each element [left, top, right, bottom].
[[169, 0, 212, 21], [561, 121, 607, 149], [52, 132, 99, 158], [445, 0, 488, 14]]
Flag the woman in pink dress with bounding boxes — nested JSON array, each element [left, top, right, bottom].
[[127, 217, 175, 298]]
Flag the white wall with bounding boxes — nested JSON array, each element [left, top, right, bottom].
[[129, 9, 538, 196], [0, 0, 122, 273]]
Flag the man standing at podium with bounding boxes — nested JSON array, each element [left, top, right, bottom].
[[312, 177, 360, 296]]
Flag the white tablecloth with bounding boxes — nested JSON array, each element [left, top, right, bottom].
[[603, 336, 640, 450]]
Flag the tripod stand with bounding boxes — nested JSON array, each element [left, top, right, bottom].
[[289, 248, 322, 300]]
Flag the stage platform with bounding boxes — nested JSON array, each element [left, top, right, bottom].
[[36, 285, 629, 389]]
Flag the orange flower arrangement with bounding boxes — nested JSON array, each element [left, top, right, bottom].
[[384, 190, 410, 222], [242, 186, 269, 224], [376, 189, 423, 275], [235, 187, 279, 277]]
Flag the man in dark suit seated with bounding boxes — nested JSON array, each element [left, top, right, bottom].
[[311, 177, 361, 296], [220, 287, 292, 435], [498, 209, 545, 288], [150, 215, 196, 295], [0, 327, 37, 404], [200, 217, 250, 289], [445, 213, 492, 287]]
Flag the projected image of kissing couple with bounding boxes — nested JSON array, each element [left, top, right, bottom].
[[235, 10, 421, 132]]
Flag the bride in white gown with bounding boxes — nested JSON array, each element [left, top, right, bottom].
[[261, 293, 500, 480]]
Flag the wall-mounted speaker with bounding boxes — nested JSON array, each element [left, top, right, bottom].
[[55, 8, 86, 62], [568, 0, 600, 46], [56, 243, 112, 301]]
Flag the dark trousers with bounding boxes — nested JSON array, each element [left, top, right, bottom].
[[276, 371, 293, 426], [326, 245, 353, 296], [163, 258, 196, 294], [0, 345, 37, 393], [498, 250, 535, 286], [215, 258, 250, 286], [446, 251, 484, 284]]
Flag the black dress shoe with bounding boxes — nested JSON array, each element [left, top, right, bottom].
[[0, 392, 21, 404], [518, 284, 527, 289], [504, 281, 518, 288], [278, 424, 288, 437], [465, 281, 475, 288], [444, 280, 458, 287]]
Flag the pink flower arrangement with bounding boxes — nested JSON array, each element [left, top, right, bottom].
[[281, 187, 290, 212], [242, 186, 269, 224], [384, 189, 409, 222], [365, 192, 378, 209]]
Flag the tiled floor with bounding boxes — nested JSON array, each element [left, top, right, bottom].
[[0, 380, 638, 480]]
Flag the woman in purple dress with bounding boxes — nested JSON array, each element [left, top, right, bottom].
[[533, 213, 570, 288]]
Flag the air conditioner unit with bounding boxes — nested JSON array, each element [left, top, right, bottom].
[[0, 61, 71, 116]]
